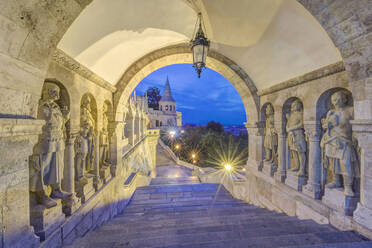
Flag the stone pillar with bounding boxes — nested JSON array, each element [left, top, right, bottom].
[[245, 122, 264, 171], [94, 132, 102, 190], [110, 121, 125, 177], [275, 131, 287, 183], [0, 119, 42, 247], [303, 121, 322, 199], [128, 117, 135, 145], [62, 131, 81, 216], [146, 129, 160, 177], [353, 120, 372, 227]]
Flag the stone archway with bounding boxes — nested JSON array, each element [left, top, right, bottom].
[[112, 43, 259, 124], [1, 1, 370, 120]]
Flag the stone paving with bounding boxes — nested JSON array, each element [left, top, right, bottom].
[[64, 148, 372, 248]]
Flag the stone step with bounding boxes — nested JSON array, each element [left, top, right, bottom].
[[150, 176, 200, 185], [159, 231, 367, 248], [135, 183, 222, 194], [130, 191, 233, 203], [112, 206, 280, 225], [78, 222, 338, 248], [99, 213, 296, 233], [91, 218, 328, 241], [284, 240, 372, 248], [124, 199, 244, 212], [119, 203, 267, 221]]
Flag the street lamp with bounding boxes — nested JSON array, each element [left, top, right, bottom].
[[190, 13, 210, 78]]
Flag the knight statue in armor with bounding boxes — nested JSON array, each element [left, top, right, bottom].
[[320, 91, 359, 196], [286, 100, 307, 176], [30, 82, 72, 208], [263, 104, 278, 163]]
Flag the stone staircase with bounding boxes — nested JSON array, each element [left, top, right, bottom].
[[65, 174, 371, 248]]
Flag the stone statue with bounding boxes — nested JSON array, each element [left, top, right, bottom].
[[75, 125, 90, 184], [30, 83, 72, 208], [286, 100, 307, 176], [320, 91, 359, 196], [76, 95, 95, 182], [100, 103, 111, 168], [263, 104, 278, 163]]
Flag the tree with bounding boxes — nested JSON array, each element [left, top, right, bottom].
[[146, 87, 161, 110], [206, 121, 224, 133]]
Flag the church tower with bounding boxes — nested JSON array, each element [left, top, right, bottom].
[[159, 76, 176, 113]]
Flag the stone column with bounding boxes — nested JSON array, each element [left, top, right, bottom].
[[62, 131, 81, 215], [303, 121, 322, 199], [128, 117, 135, 145], [245, 122, 264, 171], [94, 132, 102, 190], [275, 131, 287, 183], [0, 119, 42, 247], [110, 121, 125, 177], [353, 120, 372, 228]]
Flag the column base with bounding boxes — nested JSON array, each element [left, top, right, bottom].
[[285, 171, 307, 192], [322, 187, 359, 216], [354, 203, 372, 230], [247, 158, 261, 171], [62, 194, 81, 216], [262, 161, 277, 177], [302, 183, 322, 200], [274, 171, 286, 183], [30, 200, 65, 242], [100, 166, 112, 184], [76, 177, 95, 204], [94, 176, 103, 191]]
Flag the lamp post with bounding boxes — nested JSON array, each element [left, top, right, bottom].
[[190, 13, 210, 78]]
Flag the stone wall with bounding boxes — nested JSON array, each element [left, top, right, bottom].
[[241, 62, 372, 239], [0, 51, 159, 248]]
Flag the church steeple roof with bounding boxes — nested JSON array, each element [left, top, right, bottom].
[[160, 76, 175, 102]]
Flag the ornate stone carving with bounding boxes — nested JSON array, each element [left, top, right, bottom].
[[320, 91, 359, 196], [52, 49, 116, 93], [286, 100, 307, 176], [30, 82, 72, 208], [263, 104, 278, 164]]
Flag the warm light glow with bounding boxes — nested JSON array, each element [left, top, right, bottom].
[[180, 130, 185, 134], [193, 160, 196, 164], [175, 144, 180, 149], [224, 164, 232, 171], [192, 154, 196, 159]]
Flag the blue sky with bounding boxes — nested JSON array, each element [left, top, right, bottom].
[[134, 64, 246, 126]]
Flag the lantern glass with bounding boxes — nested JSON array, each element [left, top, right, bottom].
[[193, 44, 205, 65]]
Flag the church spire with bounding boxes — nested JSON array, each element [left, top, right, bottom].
[[160, 76, 175, 102]]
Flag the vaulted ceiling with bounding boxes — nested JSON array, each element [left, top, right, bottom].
[[58, 0, 342, 90]]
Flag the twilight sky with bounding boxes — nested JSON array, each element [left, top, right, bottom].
[[133, 64, 246, 126]]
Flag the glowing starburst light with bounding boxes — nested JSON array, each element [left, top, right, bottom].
[[224, 163, 232, 171]]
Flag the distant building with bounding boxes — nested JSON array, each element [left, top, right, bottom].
[[148, 77, 182, 129]]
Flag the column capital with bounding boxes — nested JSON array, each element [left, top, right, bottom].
[[244, 121, 264, 136], [304, 121, 321, 141]]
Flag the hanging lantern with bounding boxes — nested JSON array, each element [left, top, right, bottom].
[[190, 13, 210, 78]]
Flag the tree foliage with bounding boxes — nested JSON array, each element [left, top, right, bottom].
[[146, 87, 161, 110], [161, 121, 248, 169]]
